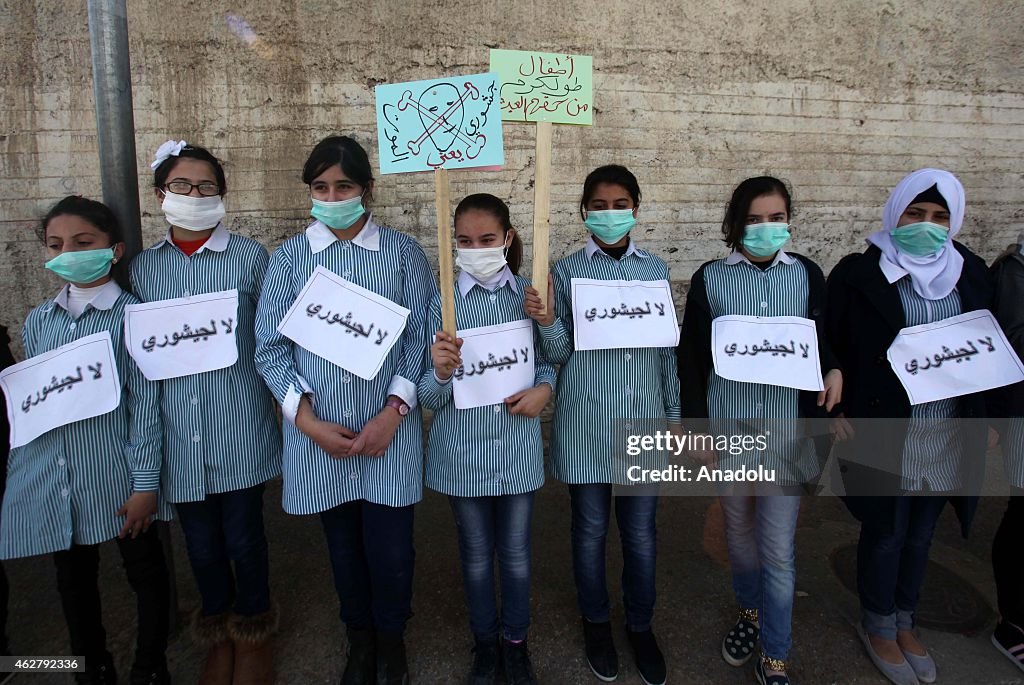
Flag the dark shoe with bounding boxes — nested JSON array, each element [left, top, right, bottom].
[[992, 620, 1024, 674], [75, 651, 117, 685], [582, 619, 618, 682], [722, 609, 760, 667], [128, 665, 171, 685], [192, 611, 234, 685], [376, 632, 409, 685], [468, 637, 499, 685], [627, 628, 665, 685], [755, 654, 791, 685], [342, 627, 377, 685], [502, 639, 536, 685]]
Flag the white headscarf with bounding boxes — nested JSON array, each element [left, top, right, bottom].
[[866, 168, 965, 300]]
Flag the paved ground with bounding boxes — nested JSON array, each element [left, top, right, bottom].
[[4, 475, 1023, 684]]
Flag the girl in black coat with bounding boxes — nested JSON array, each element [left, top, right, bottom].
[[827, 168, 993, 685]]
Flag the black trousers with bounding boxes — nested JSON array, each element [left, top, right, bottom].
[[52, 526, 170, 671], [993, 489, 1024, 626]]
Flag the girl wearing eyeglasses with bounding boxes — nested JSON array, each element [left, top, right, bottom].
[[132, 140, 282, 685]]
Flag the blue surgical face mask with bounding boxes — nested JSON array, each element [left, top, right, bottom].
[[890, 221, 950, 257], [45, 248, 115, 284], [311, 195, 365, 230], [741, 222, 791, 258], [584, 209, 636, 245]]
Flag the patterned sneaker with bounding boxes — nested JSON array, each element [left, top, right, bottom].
[[992, 620, 1024, 674], [722, 609, 760, 667]]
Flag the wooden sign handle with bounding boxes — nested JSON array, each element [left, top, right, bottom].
[[435, 167, 457, 335], [531, 121, 553, 309]]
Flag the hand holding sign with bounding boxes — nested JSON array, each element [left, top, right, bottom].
[[431, 330, 464, 381], [524, 274, 556, 327]]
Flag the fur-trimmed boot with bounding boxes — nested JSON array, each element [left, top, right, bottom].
[[227, 605, 279, 685], [193, 610, 234, 685]]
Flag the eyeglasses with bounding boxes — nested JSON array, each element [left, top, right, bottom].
[[165, 181, 221, 197]]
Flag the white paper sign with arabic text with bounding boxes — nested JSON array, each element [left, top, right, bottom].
[[711, 315, 824, 391], [0, 331, 121, 448], [887, 309, 1024, 405], [452, 319, 536, 409], [277, 266, 410, 380], [125, 290, 239, 381], [571, 279, 679, 351]]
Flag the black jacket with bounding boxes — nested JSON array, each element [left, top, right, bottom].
[[677, 252, 840, 434], [826, 242, 993, 535], [989, 245, 1024, 419]]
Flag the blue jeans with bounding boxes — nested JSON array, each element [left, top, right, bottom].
[[720, 493, 801, 661], [857, 496, 948, 640], [320, 500, 415, 635], [449, 492, 535, 642], [569, 483, 658, 631], [176, 483, 271, 617]]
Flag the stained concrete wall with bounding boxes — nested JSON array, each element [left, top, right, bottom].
[[1, 0, 1022, 348]]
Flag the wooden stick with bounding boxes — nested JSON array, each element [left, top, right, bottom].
[[435, 167, 456, 334], [531, 121, 553, 310]]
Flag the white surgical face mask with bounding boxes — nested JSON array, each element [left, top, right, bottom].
[[456, 237, 510, 283], [161, 192, 225, 231]]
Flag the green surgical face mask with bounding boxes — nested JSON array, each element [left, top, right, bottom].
[[741, 222, 791, 258], [44, 248, 115, 283], [890, 221, 950, 257]]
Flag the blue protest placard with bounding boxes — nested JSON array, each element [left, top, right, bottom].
[[375, 73, 505, 175]]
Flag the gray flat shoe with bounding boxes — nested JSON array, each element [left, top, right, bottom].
[[901, 649, 936, 684], [855, 624, 919, 685]]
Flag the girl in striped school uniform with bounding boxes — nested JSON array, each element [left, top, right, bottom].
[[254, 135, 436, 685], [525, 165, 679, 685], [0, 196, 170, 685], [131, 141, 282, 685], [419, 194, 554, 685], [676, 177, 842, 685], [828, 169, 992, 685]]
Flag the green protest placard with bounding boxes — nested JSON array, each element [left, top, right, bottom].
[[490, 49, 593, 125]]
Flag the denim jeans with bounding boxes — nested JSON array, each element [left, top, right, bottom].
[[858, 496, 948, 639], [720, 493, 801, 661], [320, 499, 415, 635], [449, 492, 535, 642], [569, 483, 658, 631], [52, 526, 170, 672], [175, 482, 271, 617]]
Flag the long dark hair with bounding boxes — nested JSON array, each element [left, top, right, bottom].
[[721, 176, 792, 249], [454, 193, 523, 275]]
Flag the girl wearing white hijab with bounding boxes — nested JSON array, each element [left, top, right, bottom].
[[827, 168, 993, 685]]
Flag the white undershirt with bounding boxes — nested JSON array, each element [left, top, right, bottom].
[[67, 283, 105, 318]]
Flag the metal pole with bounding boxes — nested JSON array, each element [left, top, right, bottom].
[[87, 1, 180, 633], [87, 0, 142, 261]]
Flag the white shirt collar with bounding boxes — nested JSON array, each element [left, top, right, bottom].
[[725, 249, 796, 268], [152, 222, 230, 254], [54, 279, 122, 312], [457, 266, 518, 297], [878, 252, 909, 284], [584, 236, 646, 260], [305, 214, 381, 254]]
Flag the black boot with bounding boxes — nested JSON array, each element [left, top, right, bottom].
[[469, 637, 499, 685], [582, 619, 618, 681], [342, 627, 377, 685], [502, 639, 536, 685], [128, 662, 171, 685], [74, 651, 117, 685], [376, 632, 409, 685]]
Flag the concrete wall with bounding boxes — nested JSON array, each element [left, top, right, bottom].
[[1, 0, 1022, 348]]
